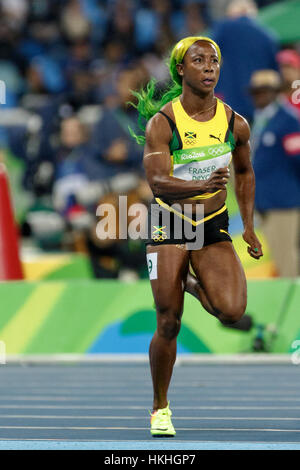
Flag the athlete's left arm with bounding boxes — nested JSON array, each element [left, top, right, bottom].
[[232, 114, 263, 260]]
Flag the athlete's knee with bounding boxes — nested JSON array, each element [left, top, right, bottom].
[[212, 299, 246, 325], [219, 310, 245, 325], [156, 310, 182, 341]]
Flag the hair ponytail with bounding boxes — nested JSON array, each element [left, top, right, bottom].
[[129, 78, 182, 146]]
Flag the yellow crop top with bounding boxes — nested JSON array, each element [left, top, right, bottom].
[[158, 97, 236, 201]]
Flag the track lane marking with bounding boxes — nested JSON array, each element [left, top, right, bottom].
[[1, 415, 300, 421], [0, 404, 300, 410], [1, 396, 300, 402], [0, 426, 300, 432]]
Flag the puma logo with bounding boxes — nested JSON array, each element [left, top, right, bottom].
[[209, 133, 222, 143]]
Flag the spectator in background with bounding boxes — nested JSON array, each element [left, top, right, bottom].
[[60, 0, 90, 42], [135, 0, 179, 86], [250, 70, 300, 277], [91, 63, 147, 179], [0, 18, 26, 106], [86, 176, 152, 280], [21, 0, 63, 62], [211, 0, 279, 122], [0, 126, 8, 162], [134, 0, 176, 54], [93, 40, 130, 103], [106, 0, 135, 53], [171, 0, 208, 41], [0, 0, 29, 26], [277, 49, 300, 120], [26, 55, 66, 95], [52, 115, 103, 215], [64, 38, 96, 109], [88, 61, 153, 279]]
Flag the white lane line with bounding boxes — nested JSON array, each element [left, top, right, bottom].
[[2, 353, 296, 363], [1, 383, 300, 389], [1, 396, 300, 402], [1, 390, 300, 396], [1, 438, 299, 443], [0, 425, 300, 432], [0, 379, 298, 385], [1, 415, 300, 421], [1, 404, 300, 410]]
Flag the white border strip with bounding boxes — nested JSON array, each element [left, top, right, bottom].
[[1, 440, 300, 450], [3, 353, 294, 365]]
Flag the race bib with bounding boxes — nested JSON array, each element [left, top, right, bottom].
[[146, 252, 158, 280], [172, 143, 232, 181]]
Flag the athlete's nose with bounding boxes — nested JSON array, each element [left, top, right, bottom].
[[203, 61, 214, 73]]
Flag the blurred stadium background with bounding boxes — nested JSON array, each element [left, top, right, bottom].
[[0, 0, 299, 359]]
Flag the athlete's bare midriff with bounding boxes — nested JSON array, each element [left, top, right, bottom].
[[168, 190, 227, 215]]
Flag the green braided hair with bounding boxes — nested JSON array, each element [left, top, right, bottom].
[[129, 36, 221, 146]]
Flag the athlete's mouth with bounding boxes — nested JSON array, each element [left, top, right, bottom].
[[202, 78, 215, 85]]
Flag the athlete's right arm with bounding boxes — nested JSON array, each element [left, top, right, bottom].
[[143, 113, 229, 200]]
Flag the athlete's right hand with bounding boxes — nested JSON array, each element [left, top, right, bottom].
[[202, 167, 230, 193]]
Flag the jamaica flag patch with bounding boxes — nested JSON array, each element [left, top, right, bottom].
[[184, 131, 197, 145]]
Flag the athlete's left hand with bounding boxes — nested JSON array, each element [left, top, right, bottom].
[[243, 229, 263, 260]]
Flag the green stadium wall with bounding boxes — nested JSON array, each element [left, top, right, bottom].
[[0, 279, 299, 355]]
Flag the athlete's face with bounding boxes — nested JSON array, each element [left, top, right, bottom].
[[176, 41, 220, 94]]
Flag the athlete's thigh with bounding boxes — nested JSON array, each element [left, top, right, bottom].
[[146, 244, 190, 313], [189, 241, 247, 312]]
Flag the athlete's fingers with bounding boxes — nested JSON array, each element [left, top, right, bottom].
[[216, 176, 230, 183], [210, 176, 229, 186], [211, 172, 230, 180], [212, 179, 228, 186], [247, 246, 263, 259], [212, 171, 230, 177], [211, 175, 229, 183], [213, 166, 230, 172], [210, 173, 230, 182], [245, 237, 263, 259], [205, 170, 230, 192]]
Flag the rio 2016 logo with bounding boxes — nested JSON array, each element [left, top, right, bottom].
[[291, 340, 300, 365]]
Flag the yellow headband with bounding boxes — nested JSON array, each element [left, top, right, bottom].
[[171, 36, 221, 64]]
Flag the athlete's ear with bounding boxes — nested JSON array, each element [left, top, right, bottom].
[[176, 63, 184, 78]]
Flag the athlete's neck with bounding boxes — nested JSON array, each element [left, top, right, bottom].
[[180, 89, 216, 116]]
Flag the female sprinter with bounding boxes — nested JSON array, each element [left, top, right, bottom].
[[131, 36, 263, 437]]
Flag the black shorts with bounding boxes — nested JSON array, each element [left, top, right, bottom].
[[145, 199, 232, 249]]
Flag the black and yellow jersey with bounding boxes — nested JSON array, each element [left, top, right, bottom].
[[158, 97, 236, 201]]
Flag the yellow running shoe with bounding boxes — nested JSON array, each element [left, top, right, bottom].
[[150, 401, 176, 437]]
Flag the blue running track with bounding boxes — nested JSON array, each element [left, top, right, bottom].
[[0, 363, 299, 450]]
